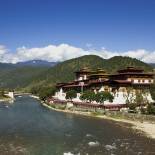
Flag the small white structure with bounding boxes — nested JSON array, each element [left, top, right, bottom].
[[54, 88, 66, 100], [5, 92, 14, 99]]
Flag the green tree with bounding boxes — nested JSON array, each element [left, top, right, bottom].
[[150, 82, 155, 101], [127, 90, 143, 113], [95, 91, 114, 104], [128, 103, 137, 112], [0, 89, 5, 98], [147, 104, 155, 115], [39, 87, 56, 101], [66, 90, 77, 101], [125, 87, 134, 104], [128, 90, 149, 113], [30, 85, 42, 95], [134, 90, 144, 106], [80, 90, 96, 103]]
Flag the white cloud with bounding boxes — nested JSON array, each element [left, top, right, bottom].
[[0, 45, 7, 55], [0, 43, 154, 63], [86, 43, 93, 48], [15, 44, 90, 62]]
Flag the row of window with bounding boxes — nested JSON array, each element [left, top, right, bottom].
[[131, 79, 153, 83]]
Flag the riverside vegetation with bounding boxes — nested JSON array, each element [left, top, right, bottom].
[[0, 89, 13, 102]]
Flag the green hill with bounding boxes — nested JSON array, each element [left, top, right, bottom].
[[0, 55, 153, 90], [105, 56, 152, 73], [25, 55, 153, 90], [0, 66, 49, 89]]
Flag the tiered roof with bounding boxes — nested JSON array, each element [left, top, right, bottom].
[[110, 66, 154, 79], [118, 66, 143, 73], [56, 67, 154, 89], [75, 67, 92, 74], [89, 68, 109, 79]]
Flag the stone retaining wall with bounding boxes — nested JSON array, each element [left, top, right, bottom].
[[47, 101, 155, 123]]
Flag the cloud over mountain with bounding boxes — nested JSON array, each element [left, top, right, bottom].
[[0, 44, 154, 63]]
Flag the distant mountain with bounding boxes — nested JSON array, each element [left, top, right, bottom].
[[0, 60, 58, 88], [16, 60, 58, 67], [0, 62, 16, 71], [0, 66, 49, 88], [0, 55, 153, 90], [149, 63, 155, 68]]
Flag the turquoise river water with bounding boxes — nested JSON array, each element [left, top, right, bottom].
[[0, 95, 154, 155]]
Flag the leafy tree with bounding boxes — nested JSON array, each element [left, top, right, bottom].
[[80, 90, 96, 103], [125, 87, 134, 104], [134, 91, 144, 106], [127, 90, 143, 112], [147, 104, 155, 115], [80, 91, 114, 104], [0, 89, 5, 97], [38, 87, 56, 101], [128, 90, 149, 113], [30, 85, 42, 95], [66, 90, 77, 101], [95, 91, 114, 104], [150, 82, 155, 101], [94, 92, 102, 103], [128, 103, 137, 112]]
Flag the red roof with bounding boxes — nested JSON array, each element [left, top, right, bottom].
[[118, 67, 143, 73], [89, 79, 108, 84], [63, 84, 89, 88], [119, 72, 153, 76], [114, 80, 131, 84]]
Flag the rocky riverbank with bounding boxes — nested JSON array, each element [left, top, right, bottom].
[[0, 97, 14, 103]]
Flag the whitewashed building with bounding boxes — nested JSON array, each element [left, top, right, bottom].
[[54, 67, 154, 105]]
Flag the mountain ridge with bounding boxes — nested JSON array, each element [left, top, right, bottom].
[[0, 55, 153, 89], [0, 58, 153, 68], [15, 60, 58, 67], [25, 55, 153, 90], [149, 63, 155, 68]]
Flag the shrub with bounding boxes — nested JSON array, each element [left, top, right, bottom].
[[140, 107, 147, 114], [66, 90, 77, 101], [150, 82, 155, 101], [94, 91, 114, 104], [38, 87, 56, 101], [147, 104, 155, 115], [80, 90, 96, 103], [128, 103, 137, 113]]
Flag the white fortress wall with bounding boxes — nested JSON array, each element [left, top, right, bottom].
[[54, 86, 154, 104]]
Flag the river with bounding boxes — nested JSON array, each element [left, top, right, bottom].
[[0, 95, 154, 155]]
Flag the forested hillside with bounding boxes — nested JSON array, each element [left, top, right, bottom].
[[25, 55, 153, 91], [0, 55, 153, 90]]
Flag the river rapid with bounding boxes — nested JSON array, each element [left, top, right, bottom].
[[0, 95, 154, 155]]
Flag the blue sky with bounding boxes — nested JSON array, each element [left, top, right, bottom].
[[0, 0, 155, 63]]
